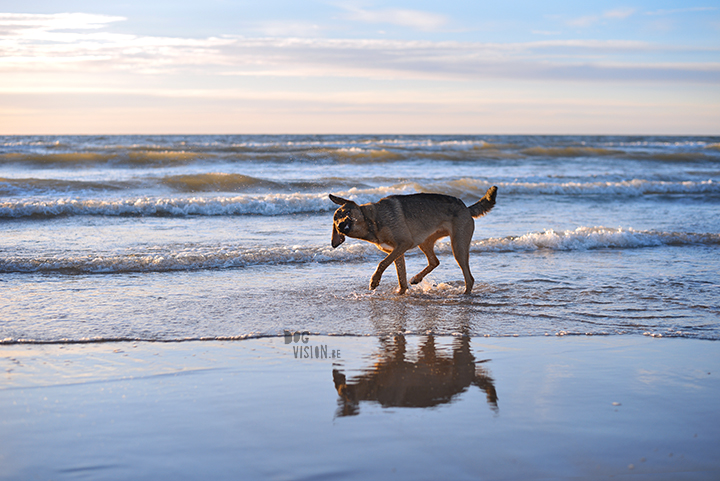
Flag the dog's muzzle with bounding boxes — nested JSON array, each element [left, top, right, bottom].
[[331, 228, 345, 248], [339, 221, 351, 234]]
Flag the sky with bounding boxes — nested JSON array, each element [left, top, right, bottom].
[[1, 1, 719, 135]]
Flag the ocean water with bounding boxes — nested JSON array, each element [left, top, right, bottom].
[[1, 135, 719, 343]]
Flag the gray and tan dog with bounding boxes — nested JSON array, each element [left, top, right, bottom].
[[330, 186, 497, 294]]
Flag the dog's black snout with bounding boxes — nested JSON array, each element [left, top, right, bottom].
[[340, 221, 351, 233]]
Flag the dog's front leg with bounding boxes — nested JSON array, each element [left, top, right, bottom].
[[393, 255, 408, 294], [370, 243, 411, 292]]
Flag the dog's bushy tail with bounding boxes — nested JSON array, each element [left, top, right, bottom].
[[468, 186, 498, 218]]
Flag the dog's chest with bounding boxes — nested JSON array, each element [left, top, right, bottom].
[[377, 242, 393, 252]]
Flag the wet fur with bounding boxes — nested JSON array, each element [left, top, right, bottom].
[[330, 187, 497, 294]]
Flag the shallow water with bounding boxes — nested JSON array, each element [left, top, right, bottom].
[[2, 135, 719, 342]]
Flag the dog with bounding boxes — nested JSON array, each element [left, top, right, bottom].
[[330, 186, 497, 294]]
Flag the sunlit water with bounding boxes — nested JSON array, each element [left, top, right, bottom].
[[2, 135, 719, 342]]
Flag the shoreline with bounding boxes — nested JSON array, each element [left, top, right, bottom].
[[2, 335, 719, 480]]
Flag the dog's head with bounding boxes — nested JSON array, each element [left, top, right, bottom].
[[329, 194, 362, 248]]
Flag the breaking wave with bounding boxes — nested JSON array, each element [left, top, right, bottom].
[[472, 227, 720, 252], [0, 243, 375, 274], [391, 179, 719, 199], [1, 179, 717, 218], [0, 194, 332, 218], [2, 227, 717, 274]]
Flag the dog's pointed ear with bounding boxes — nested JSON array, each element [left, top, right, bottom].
[[331, 225, 346, 248], [329, 194, 353, 206]]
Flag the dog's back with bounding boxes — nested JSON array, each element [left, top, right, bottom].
[[388, 193, 468, 217], [381, 192, 468, 220], [386, 188, 496, 220]]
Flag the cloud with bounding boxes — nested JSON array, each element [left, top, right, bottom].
[[566, 8, 636, 27], [0, 12, 234, 73], [0, 12, 126, 31], [1, 12, 718, 86], [603, 8, 636, 20], [644, 7, 718, 16], [243, 20, 325, 37], [339, 6, 448, 31]]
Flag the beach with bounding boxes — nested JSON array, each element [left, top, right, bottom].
[[2, 336, 719, 480], [2, 134, 719, 479]]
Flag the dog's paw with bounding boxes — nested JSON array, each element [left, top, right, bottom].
[[369, 274, 381, 290], [410, 275, 422, 285]]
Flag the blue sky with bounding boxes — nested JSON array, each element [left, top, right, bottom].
[[1, 1, 718, 134]]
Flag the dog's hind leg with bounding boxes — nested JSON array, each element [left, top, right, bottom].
[[394, 255, 408, 294], [410, 235, 442, 285], [450, 226, 475, 295]]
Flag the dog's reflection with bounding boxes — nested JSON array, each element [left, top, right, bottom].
[[333, 335, 498, 417]]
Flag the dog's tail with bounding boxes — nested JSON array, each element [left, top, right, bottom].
[[468, 186, 498, 218]]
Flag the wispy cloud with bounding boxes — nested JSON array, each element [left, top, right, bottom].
[[217, 38, 720, 84], [0, 12, 125, 30], [532, 30, 562, 36], [564, 6, 718, 28], [1, 12, 718, 87], [242, 20, 325, 37], [644, 6, 718, 16], [566, 8, 636, 27], [339, 5, 448, 31], [0, 12, 233, 73], [603, 8, 636, 19]]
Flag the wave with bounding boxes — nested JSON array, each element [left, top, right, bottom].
[[0, 193, 335, 218], [5, 148, 711, 166], [0, 177, 134, 196], [2, 327, 715, 345], [1, 228, 717, 275], [159, 173, 349, 193], [2, 179, 718, 218], [0, 147, 514, 166], [404, 179, 720, 198], [1, 174, 356, 197], [161, 173, 283, 192], [3, 135, 719, 168], [472, 227, 720, 252], [0, 151, 205, 167], [0, 243, 376, 274], [521, 146, 623, 157], [0, 334, 274, 345]]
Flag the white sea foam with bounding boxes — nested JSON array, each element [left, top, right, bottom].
[[0, 193, 333, 218], [501, 179, 718, 196], [2, 179, 716, 218], [346, 179, 719, 203], [0, 242, 378, 274], [422, 178, 718, 197], [2, 227, 716, 274], [470, 227, 720, 252]]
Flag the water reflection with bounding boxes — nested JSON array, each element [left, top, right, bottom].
[[332, 335, 498, 417]]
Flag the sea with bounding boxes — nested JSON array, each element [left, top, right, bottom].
[[1, 135, 719, 343]]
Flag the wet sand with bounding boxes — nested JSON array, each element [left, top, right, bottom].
[[1, 336, 719, 480]]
